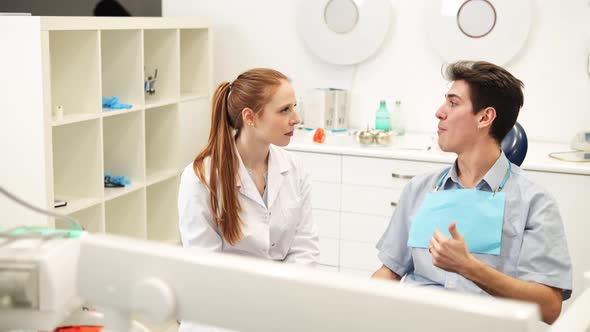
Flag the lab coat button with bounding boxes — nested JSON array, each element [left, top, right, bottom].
[[271, 243, 275, 247]]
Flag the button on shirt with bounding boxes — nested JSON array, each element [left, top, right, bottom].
[[376, 152, 573, 300]]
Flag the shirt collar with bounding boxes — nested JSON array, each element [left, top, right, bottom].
[[442, 151, 510, 192], [235, 144, 291, 188]]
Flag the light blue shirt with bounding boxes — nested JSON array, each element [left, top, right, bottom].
[[377, 152, 573, 300]]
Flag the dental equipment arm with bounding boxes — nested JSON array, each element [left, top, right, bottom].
[[2, 232, 544, 332]]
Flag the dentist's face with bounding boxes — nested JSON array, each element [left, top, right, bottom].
[[253, 80, 300, 147], [434, 80, 480, 153]]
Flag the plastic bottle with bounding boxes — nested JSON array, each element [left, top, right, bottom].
[[55, 105, 64, 119], [375, 100, 390, 131], [390, 100, 406, 136]]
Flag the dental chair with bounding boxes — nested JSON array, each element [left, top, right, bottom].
[[501, 122, 528, 166]]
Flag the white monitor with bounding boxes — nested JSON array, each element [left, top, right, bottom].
[[76, 233, 541, 332]]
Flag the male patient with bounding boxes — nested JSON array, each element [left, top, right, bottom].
[[372, 61, 572, 324]]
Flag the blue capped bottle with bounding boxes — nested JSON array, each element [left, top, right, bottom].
[[375, 100, 390, 131]]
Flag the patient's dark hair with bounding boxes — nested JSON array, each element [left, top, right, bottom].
[[444, 61, 524, 144]]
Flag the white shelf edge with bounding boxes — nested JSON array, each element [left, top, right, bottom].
[[52, 113, 101, 127], [41, 17, 210, 31], [146, 169, 182, 186], [102, 105, 142, 118], [180, 92, 209, 102], [145, 97, 179, 110], [104, 182, 144, 201], [53, 196, 102, 215]]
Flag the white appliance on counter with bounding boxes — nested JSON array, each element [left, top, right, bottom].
[[303, 88, 349, 130]]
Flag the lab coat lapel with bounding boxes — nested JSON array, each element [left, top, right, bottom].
[[266, 145, 290, 210], [236, 152, 267, 209]]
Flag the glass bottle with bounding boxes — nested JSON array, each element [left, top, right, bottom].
[[375, 100, 390, 131], [390, 100, 406, 136]]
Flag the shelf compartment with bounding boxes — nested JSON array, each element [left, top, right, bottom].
[[53, 197, 102, 216], [104, 182, 144, 201], [52, 119, 103, 206], [147, 175, 180, 244], [145, 98, 178, 110], [178, 98, 211, 167], [101, 30, 143, 113], [105, 188, 146, 238], [49, 30, 101, 118], [103, 110, 145, 198], [146, 104, 179, 178], [101, 105, 142, 118], [180, 93, 209, 102], [56, 203, 104, 233], [52, 113, 101, 127], [146, 169, 181, 187], [144, 29, 179, 106], [180, 29, 210, 97]]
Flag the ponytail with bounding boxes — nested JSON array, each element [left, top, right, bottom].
[[194, 81, 243, 245]]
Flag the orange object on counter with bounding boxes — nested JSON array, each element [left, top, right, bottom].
[[313, 128, 326, 143], [55, 326, 102, 332]]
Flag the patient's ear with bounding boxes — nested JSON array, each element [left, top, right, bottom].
[[477, 107, 496, 129]]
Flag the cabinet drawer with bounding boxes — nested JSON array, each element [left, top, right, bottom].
[[341, 184, 401, 217], [340, 212, 389, 243], [311, 182, 340, 211], [292, 151, 341, 183], [313, 209, 339, 238], [340, 240, 381, 271], [319, 237, 339, 266], [342, 156, 447, 188]]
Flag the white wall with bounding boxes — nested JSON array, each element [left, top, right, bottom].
[[164, 0, 590, 143], [0, 16, 49, 228]]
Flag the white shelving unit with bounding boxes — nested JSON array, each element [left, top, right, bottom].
[[3, 17, 212, 243]]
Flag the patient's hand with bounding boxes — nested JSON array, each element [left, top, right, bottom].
[[429, 221, 475, 275]]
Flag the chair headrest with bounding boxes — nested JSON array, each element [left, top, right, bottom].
[[501, 122, 528, 166]]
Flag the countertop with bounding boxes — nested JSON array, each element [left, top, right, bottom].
[[285, 131, 590, 176]]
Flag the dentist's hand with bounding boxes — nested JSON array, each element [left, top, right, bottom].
[[429, 221, 475, 275]]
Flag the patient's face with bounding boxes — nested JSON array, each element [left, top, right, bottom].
[[434, 80, 479, 153]]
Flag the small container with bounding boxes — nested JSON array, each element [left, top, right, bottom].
[[55, 105, 64, 119], [375, 130, 393, 145], [355, 128, 377, 145]]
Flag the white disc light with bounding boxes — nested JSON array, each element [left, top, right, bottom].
[[425, 0, 531, 65], [297, 0, 392, 65]]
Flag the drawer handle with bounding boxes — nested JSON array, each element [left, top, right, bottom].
[[390, 201, 398, 207], [391, 172, 414, 180]]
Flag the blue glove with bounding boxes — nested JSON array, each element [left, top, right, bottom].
[[102, 96, 132, 110]]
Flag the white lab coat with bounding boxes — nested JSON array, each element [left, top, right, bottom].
[[177, 144, 320, 331]]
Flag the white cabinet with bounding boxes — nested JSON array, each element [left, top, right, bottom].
[[295, 152, 342, 268], [2, 17, 212, 245], [293, 150, 449, 274], [341, 185, 401, 217], [342, 156, 443, 188], [339, 156, 447, 272]]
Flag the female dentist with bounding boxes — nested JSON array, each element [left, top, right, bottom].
[[178, 68, 320, 331]]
